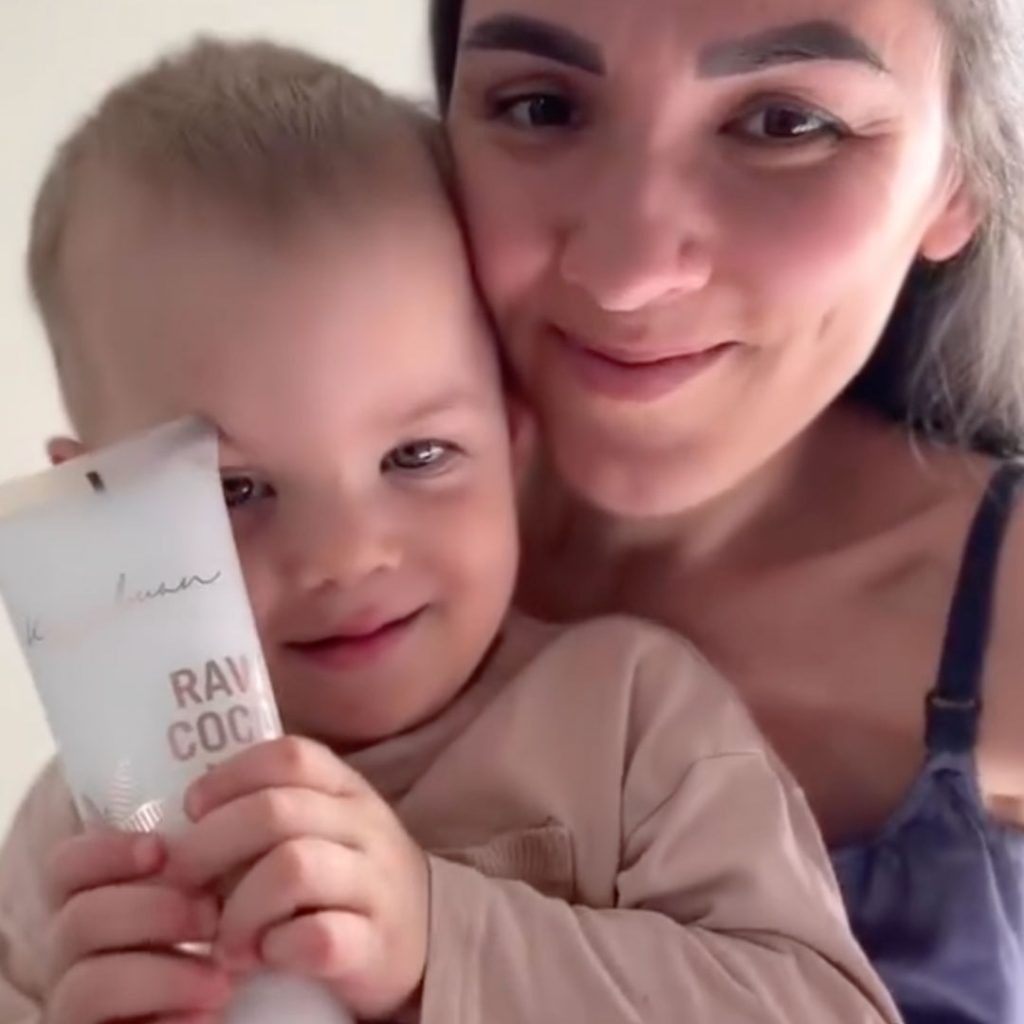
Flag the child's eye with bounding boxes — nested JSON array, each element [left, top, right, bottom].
[[382, 440, 461, 475], [725, 102, 849, 146], [221, 474, 276, 509], [489, 90, 583, 130]]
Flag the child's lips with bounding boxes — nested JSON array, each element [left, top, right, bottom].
[[285, 607, 427, 671]]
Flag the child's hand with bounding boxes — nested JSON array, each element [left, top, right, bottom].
[[173, 736, 429, 1020], [43, 829, 231, 1024]]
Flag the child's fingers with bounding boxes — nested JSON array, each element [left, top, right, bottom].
[[49, 883, 219, 979], [47, 831, 164, 904], [260, 909, 376, 979], [45, 951, 231, 1024], [170, 787, 364, 890], [216, 838, 369, 961], [186, 737, 369, 819]]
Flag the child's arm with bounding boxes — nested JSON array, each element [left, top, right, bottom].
[[418, 634, 901, 1024], [169, 627, 900, 1024], [43, 830, 229, 1024], [0, 760, 72, 1024], [0, 761, 230, 1024]]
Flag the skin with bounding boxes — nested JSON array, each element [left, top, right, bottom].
[[41, 156, 519, 1023], [44, 831, 230, 1024], [444, 0, 1024, 843]]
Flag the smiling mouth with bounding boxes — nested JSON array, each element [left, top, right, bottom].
[[551, 328, 738, 401], [286, 607, 427, 670]]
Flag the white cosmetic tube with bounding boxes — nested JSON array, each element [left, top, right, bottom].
[[0, 418, 350, 1023]]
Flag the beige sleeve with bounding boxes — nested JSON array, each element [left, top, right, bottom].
[[419, 634, 901, 1024], [0, 760, 78, 1024]]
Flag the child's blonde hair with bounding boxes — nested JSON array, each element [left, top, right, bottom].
[[28, 38, 445, 419]]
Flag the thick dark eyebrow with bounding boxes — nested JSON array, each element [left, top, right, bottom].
[[698, 20, 889, 77], [462, 14, 606, 76]]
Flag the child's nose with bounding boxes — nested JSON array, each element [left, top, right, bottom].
[[288, 503, 403, 591]]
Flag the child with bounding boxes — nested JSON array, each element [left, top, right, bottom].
[[0, 40, 899, 1024]]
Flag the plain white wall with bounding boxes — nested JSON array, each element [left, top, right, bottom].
[[0, 1, 430, 835]]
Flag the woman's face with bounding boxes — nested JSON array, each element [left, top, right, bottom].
[[446, 0, 979, 515]]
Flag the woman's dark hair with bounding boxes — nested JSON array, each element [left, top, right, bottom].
[[430, 0, 464, 113], [428, 0, 1024, 456]]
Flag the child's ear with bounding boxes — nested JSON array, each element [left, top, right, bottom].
[[46, 436, 86, 467]]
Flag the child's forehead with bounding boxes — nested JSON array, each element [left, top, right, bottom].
[[68, 160, 459, 272], [169, 330, 504, 475], [65, 177, 502, 447], [68, 169, 487, 354], [81, 315, 502, 455]]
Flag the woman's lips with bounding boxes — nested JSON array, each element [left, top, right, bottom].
[[551, 328, 738, 401], [285, 607, 426, 671]]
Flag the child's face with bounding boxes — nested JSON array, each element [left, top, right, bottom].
[[54, 170, 520, 746]]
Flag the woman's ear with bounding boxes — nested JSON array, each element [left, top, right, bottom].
[[46, 436, 86, 467], [920, 172, 983, 264]]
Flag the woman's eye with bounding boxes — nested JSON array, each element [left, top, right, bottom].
[[221, 474, 275, 509], [727, 104, 847, 145], [383, 440, 460, 475], [490, 91, 581, 130]]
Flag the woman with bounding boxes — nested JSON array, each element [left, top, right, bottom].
[[429, 0, 1024, 1021]]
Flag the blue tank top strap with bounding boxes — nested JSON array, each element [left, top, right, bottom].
[[926, 461, 1024, 754]]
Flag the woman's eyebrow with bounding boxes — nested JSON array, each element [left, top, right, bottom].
[[461, 13, 606, 76], [698, 20, 890, 77]]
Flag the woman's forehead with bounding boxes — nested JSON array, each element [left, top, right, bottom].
[[455, 0, 946, 72]]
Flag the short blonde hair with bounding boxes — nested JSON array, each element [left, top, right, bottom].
[[28, 38, 445, 379]]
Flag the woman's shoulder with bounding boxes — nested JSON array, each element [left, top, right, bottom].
[[916, 442, 1024, 825], [838, 418, 1024, 822], [979, 459, 1024, 824]]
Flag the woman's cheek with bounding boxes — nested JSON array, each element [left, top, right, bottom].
[[455, 143, 565, 295], [712, 160, 913, 303], [470, 200, 551, 316]]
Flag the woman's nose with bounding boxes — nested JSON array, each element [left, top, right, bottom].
[[558, 147, 714, 312]]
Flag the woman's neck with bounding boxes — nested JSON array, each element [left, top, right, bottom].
[[517, 404, 960, 620]]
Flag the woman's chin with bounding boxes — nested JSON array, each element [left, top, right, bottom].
[[548, 432, 722, 520]]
